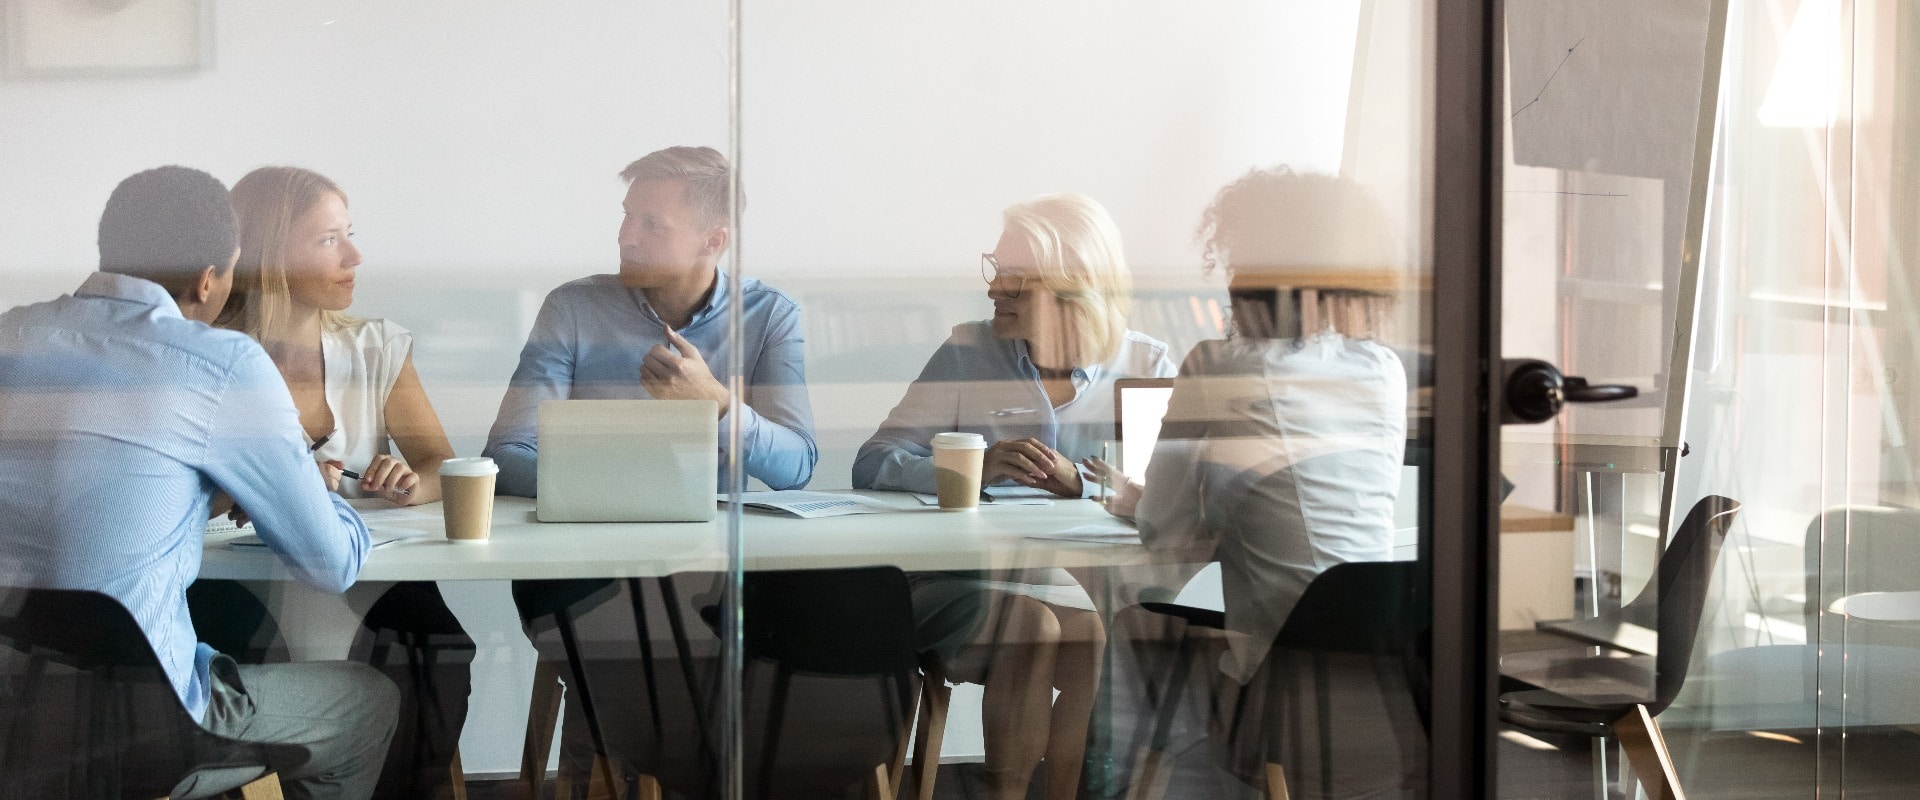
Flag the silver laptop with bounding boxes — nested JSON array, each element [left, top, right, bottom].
[[536, 399, 718, 522]]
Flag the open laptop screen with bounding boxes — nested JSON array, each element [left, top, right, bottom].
[[1113, 378, 1175, 482]]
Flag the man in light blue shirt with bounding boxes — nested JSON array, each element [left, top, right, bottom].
[[484, 146, 816, 493], [0, 167, 395, 800]]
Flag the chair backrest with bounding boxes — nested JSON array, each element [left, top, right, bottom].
[[741, 567, 918, 677], [0, 585, 260, 799], [1619, 495, 1740, 714], [1269, 560, 1427, 656]]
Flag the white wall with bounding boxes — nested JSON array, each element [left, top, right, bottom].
[[0, 0, 1365, 775]]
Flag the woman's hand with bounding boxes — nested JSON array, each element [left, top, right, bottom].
[[319, 459, 345, 493], [985, 437, 1083, 498], [358, 454, 421, 505], [1081, 456, 1143, 518]]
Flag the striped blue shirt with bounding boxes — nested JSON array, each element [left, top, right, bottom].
[[0, 273, 370, 721]]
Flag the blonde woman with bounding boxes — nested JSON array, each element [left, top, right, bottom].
[[216, 166, 468, 800], [854, 194, 1176, 800]]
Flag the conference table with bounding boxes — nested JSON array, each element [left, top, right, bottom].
[[200, 492, 1151, 583]]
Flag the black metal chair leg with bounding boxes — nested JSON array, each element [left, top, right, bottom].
[[760, 666, 793, 800], [658, 574, 717, 768], [623, 578, 667, 742], [554, 610, 614, 768]]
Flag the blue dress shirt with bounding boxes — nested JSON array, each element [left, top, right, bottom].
[[0, 273, 370, 721], [484, 273, 817, 495], [853, 321, 1177, 495]]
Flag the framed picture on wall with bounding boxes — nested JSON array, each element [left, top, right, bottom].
[[3, 0, 213, 79]]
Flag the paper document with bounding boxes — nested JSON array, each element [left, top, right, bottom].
[[724, 491, 899, 519], [1026, 524, 1141, 545], [353, 506, 444, 525], [228, 529, 428, 548], [911, 486, 1056, 506]]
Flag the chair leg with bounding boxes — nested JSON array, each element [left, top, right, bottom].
[[449, 748, 469, 800], [585, 754, 621, 800], [521, 660, 565, 800], [888, 679, 912, 795], [867, 762, 895, 800], [1613, 705, 1687, 800], [635, 772, 663, 800], [1264, 762, 1291, 800], [911, 668, 950, 800], [1125, 746, 1174, 800], [237, 772, 285, 800]]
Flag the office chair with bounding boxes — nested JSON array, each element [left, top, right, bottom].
[[1125, 560, 1429, 800], [360, 581, 476, 800], [737, 566, 927, 800], [1499, 494, 1741, 800], [0, 585, 284, 800]]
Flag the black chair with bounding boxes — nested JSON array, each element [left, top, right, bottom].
[[0, 585, 284, 800], [737, 567, 925, 800], [1499, 494, 1741, 800], [1126, 560, 1429, 800]]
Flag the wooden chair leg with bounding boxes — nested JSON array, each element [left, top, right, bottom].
[[449, 749, 469, 800], [1613, 704, 1687, 800], [1125, 746, 1174, 800], [911, 673, 950, 800], [521, 660, 564, 800], [236, 772, 285, 800], [585, 754, 621, 800], [1265, 762, 1291, 800], [635, 772, 663, 800], [867, 762, 896, 800], [889, 691, 913, 794]]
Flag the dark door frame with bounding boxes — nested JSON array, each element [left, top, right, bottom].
[[1426, 1, 1503, 797]]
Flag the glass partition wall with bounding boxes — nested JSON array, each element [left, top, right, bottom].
[[1497, 0, 1920, 797], [729, 3, 1442, 798]]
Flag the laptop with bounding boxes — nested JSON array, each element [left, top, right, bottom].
[[536, 399, 718, 523], [1113, 378, 1175, 482]]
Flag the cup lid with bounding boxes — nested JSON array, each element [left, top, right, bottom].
[[440, 457, 499, 477], [932, 432, 988, 449]]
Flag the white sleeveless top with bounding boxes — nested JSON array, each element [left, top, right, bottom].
[[304, 316, 412, 499]]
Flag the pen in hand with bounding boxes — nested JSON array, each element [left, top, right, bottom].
[[338, 467, 412, 496]]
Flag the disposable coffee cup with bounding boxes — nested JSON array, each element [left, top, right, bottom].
[[440, 457, 498, 542], [931, 432, 988, 511]]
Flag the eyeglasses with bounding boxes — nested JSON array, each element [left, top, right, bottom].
[[980, 253, 1029, 298]]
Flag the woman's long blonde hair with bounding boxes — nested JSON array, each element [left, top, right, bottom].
[[217, 166, 352, 341], [1001, 194, 1133, 368]]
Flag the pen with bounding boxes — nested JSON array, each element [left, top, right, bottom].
[[338, 466, 412, 496]]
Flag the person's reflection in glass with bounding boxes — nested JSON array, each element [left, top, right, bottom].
[[193, 166, 470, 800], [1091, 168, 1409, 794], [854, 194, 1177, 800]]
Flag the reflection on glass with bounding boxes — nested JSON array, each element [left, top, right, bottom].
[[1103, 169, 1417, 798], [854, 194, 1175, 800]]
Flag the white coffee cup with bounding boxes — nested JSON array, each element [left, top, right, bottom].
[[440, 457, 498, 542], [931, 432, 988, 511]]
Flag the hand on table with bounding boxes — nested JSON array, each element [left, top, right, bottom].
[[357, 454, 421, 505], [641, 326, 732, 417], [986, 437, 1083, 498], [1081, 456, 1143, 518]]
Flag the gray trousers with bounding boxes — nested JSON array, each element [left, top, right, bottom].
[[170, 657, 400, 800]]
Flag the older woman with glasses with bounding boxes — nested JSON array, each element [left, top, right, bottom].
[[853, 193, 1176, 800]]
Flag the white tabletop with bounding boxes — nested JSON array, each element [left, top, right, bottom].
[[1829, 591, 1920, 622], [200, 492, 1148, 582]]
